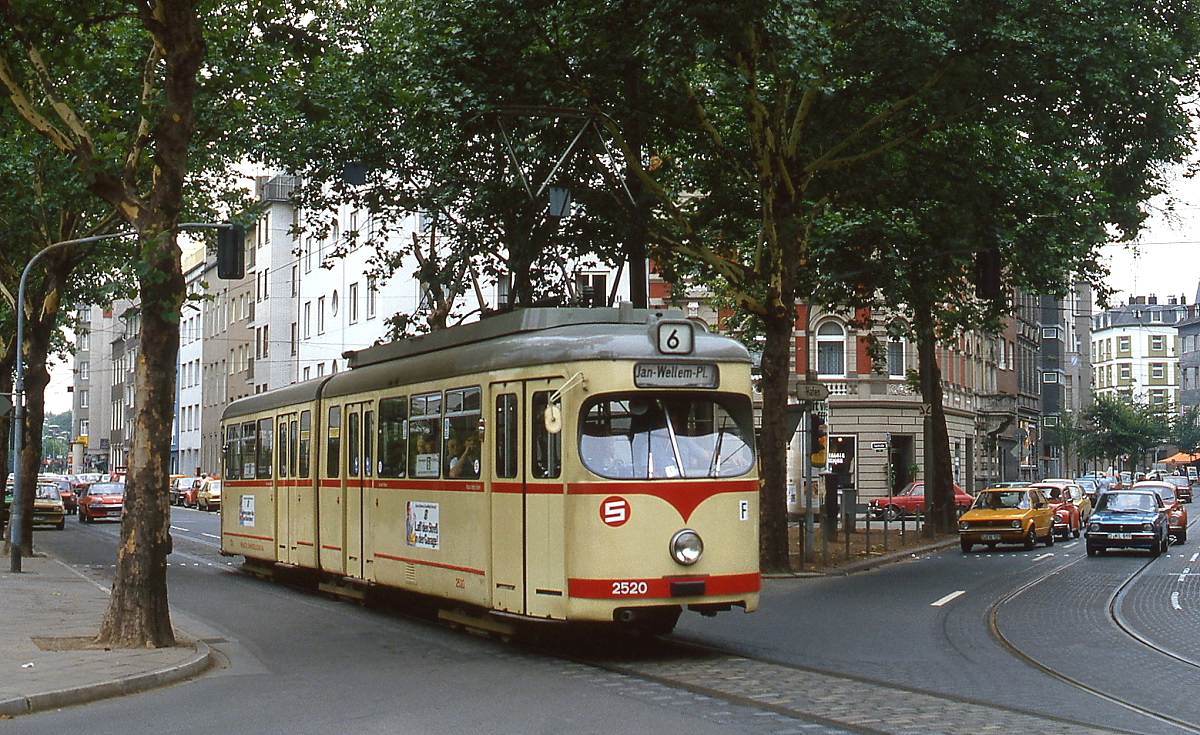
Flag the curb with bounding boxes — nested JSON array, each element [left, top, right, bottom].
[[764, 538, 960, 579], [0, 640, 212, 717]]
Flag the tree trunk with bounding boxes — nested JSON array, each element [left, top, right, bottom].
[[6, 308, 54, 556], [97, 232, 182, 648], [758, 310, 794, 571], [915, 301, 956, 536]]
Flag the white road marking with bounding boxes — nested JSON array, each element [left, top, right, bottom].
[[1179, 568, 1190, 583], [1191, 552, 1199, 563], [1033, 553, 1054, 562], [931, 590, 965, 607], [1172, 591, 1183, 611], [169, 525, 189, 532], [202, 533, 220, 539]]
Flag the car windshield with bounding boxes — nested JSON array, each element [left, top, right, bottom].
[[88, 483, 125, 496], [35, 485, 60, 500], [973, 491, 1029, 510], [580, 393, 755, 480], [1097, 492, 1156, 512]]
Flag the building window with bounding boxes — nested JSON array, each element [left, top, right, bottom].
[[290, 322, 298, 356], [1117, 335, 1131, 354], [887, 339, 904, 377], [367, 276, 377, 319], [348, 282, 359, 324], [303, 301, 311, 339], [1119, 363, 1131, 380], [1041, 327, 1059, 340], [1152, 363, 1165, 380], [78, 361, 90, 380], [317, 296, 326, 334], [79, 419, 88, 438], [1150, 335, 1165, 352], [1042, 372, 1060, 383], [78, 389, 89, 409], [816, 321, 846, 377], [1043, 415, 1059, 427]]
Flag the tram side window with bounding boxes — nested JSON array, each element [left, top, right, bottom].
[[224, 424, 241, 480], [378, 397, 407, 478], [409, 392, 442, 478], [531, 390, 561, 479], [241, 421, 258, 479], [495, 393, 518, 479], [348, 410, 361, 477], [257, 418, 273, 479], [363, 411, 374, 478], [298, 410, 312, 478], [278, 419, 289, 479], [326, 405, 341, 479], [444, 387, 481, 479], [289, 418, 299, 477]]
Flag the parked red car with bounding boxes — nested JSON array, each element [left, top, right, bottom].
[[868, 481, 974, 521], [1029, 482, 1081, 539]]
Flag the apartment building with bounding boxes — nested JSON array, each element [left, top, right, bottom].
[[1092, 294, 1186, 408]]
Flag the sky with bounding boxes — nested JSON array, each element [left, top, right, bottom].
[[1100, 165, 1200, 307]]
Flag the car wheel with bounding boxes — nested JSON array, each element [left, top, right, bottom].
[[1086, 543, 1100, 557], [55, 519, 65, 530], [1072, 520, 1081, 539], [883, 505, 902, 522], [1151, 537, 1163, 557], [1179, 528, 1187, 544], [1023, 527, 1037, 550], [1045, 527, 1055, 547], [960, 539, 972, 553], [79, 509, 88, 523]]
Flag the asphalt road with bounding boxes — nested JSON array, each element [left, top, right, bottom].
[[7, 508, 1199, 735]]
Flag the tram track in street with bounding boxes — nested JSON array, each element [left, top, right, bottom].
[[544, 627, 1158, 735], [988, 545, 1200, 735]]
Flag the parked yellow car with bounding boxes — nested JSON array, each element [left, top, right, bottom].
[[958, 486, 1055, 552], [196, 478, 222, 512], [32, 482, 66, 530]]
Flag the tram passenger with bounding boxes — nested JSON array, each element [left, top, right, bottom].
[[448, 435, 480, 478]]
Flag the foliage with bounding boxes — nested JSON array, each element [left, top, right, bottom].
[[1080, 394, 1172, 469], [242, 0, 1200, 567]]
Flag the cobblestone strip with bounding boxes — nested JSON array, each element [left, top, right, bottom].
[[604, 654, 1138, 735]]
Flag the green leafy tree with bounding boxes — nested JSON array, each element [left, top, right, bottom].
[[250, 0, 1200, 568], [0, 1, 316, 647]]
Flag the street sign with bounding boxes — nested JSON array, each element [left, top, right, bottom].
[[871, 441, 888, 451], [795, 382, 829, 402]]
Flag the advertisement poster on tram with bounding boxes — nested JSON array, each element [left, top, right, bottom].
[[407, 501, 440, 549]]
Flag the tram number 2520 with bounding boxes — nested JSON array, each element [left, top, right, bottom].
[[612, 580, 649, 596]]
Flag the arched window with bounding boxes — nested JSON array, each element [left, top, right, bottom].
[[816, 321, 846, 376]]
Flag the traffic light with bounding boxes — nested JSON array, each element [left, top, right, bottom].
[[216, 223, 245, 280], [810, 413, 827, 467]]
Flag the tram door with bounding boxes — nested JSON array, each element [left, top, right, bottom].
[[343, 402, 373, 580], [490, 379, 566, 619]]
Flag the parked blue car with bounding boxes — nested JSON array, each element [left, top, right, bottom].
[[1085, 490, 1170, 557]]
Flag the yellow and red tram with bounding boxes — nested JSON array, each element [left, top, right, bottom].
[[220, 305, 760, 633]]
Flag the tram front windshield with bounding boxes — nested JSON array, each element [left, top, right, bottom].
[[580, 393, 755, 480]]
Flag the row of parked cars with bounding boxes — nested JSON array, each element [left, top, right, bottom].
[[168, 475, 222, 511], [957, 475, 1191, 557], [3, 472, 222, 531]]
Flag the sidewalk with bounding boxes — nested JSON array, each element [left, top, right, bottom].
[[0, 553, 211, 717]]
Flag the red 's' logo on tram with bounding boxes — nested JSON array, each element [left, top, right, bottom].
[[600, 496, 630, 527]]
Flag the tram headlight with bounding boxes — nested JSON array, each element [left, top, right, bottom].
[[670, 529, 704, 566]]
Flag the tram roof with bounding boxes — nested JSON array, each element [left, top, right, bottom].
[[343, 304, 737, 369], [225, 305, 751, 419]]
